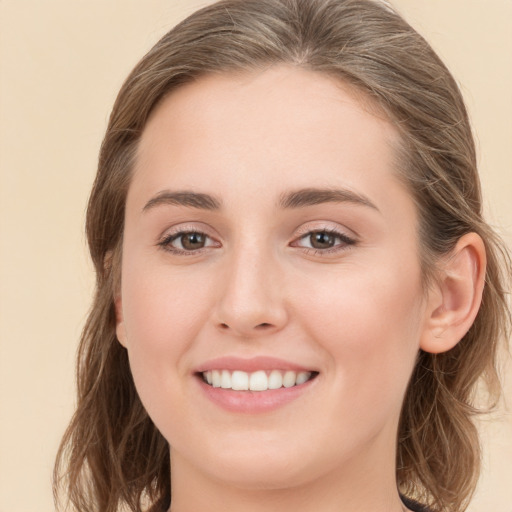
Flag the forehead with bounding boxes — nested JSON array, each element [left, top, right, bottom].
[[131, 65, 410, 220], [139, 65, 398, 157]]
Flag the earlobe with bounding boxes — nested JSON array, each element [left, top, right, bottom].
[[420, 233, 486, 354]]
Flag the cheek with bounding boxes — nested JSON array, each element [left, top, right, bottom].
[[119, 262, 215, 418], [121, 259, 212, 348], [297, 262, 424, 409]]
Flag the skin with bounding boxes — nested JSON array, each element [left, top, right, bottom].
[[115, 65, 485, 512]]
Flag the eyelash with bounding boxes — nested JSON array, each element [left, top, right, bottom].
[[157, 229, 217, 256], [157, 227, 356, 257], [292, 228, 356, 256]]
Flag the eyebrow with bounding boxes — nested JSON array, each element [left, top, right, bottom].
[[143, 191, 222, 212], [142, 187, 379, 213], [277, 187, 379, 211]]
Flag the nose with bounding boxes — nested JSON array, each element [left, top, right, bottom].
[[212, 242, 288, 338]]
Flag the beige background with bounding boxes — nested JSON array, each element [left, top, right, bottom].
[[0, 1, 510, 511]]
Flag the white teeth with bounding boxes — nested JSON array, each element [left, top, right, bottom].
[[202, 369, 313, 391], [249, 370, 268, 391], [268, 370, 283, 389], [231, 370, 249, 390], [283, 370, 296, 388], [212, 370, 221, 388], [221, 370, 231, 389], [296, 371, 310, 385]]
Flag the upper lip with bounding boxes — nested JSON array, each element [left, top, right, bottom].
[[195, 356, 316, 374]]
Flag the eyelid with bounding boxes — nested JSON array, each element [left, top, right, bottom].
[[293, 230, 355, 247], [293, 221, 357, 241], [156, 223, 221, 255], [158, 222, 217, 240], [290, 223, 358, 255]]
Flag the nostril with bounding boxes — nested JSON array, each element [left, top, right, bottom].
[[216, 319, 282, 336]]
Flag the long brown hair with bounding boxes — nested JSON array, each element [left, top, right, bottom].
[[54, 1, 511, 511]]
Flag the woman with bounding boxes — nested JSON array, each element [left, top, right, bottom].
[[53, 1, 511, 511]]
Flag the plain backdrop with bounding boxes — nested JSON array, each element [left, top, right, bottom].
[[0, 1, 510, 511]]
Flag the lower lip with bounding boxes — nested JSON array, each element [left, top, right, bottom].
[[196, 375, 317, 414]]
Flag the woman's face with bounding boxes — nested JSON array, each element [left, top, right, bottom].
[[116, 66, 432, 489]]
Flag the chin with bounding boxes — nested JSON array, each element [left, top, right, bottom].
[[187, 433, 340, 491], [207, 457, 315, 491]]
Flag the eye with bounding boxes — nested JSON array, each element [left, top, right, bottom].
[[305, 231, 339, 250], [158, 230, 219, 254], [292, 228, 356, 254]]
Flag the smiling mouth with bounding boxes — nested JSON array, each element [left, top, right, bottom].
[[200, 369, 318, 391]]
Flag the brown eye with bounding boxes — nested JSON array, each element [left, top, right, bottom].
[[292, 228, 356, 255], [309, 231, 337, 249], [178, 232, 207, 250], [158, 230, 218, 254]]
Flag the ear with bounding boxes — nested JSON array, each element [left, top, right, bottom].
[[420, 232, 486, 354], [105, 248, 127, 348], [115, 294, 128, 348]]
